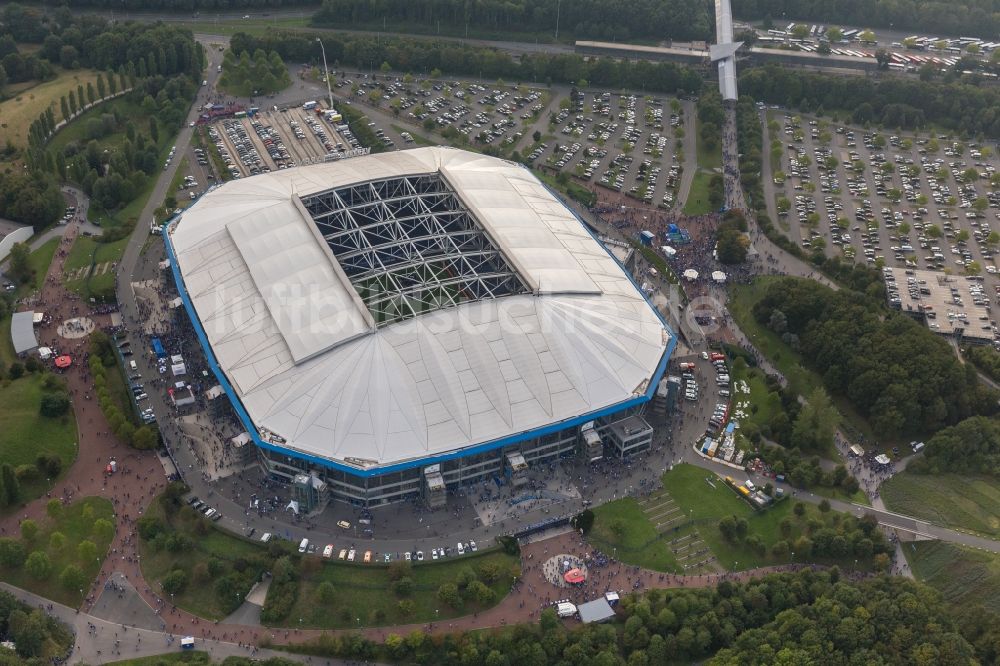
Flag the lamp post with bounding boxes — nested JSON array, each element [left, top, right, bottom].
[[315, 38, 335, 112]]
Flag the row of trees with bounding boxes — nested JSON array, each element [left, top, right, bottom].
[[733, 0, 1000, 42], [294, 569, 988, 664], [716, 209, 750, 264], [88, 332, 158, 450], [752, 277, 998, 438], [740, 65, 1000, 138], [219, 48, 291, 96], [229, 31, 704, 96], [313, 0, 712, 42]]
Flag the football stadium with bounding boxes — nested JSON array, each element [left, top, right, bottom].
[[165, 147, 675, 507]]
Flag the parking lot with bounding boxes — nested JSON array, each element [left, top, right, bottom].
[[202, 107, 361, 179], [768, 110, 1000, 299], [330, 72, 693, 212], [527, 91, 687, 209]]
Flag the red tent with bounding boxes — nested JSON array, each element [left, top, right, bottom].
[[564, 568, 586, 584], [54, 355, 72, 368]]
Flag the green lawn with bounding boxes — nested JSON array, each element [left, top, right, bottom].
[[64, 236, 128, 272], [0, 315, 17, 369], [139, 499, 268, 620], [682, 170, 714, 215], [594, 465, 878, 572], [881, 472, 1000, 537], [140, 493, 516, 627], [695, 117, 722, 170], [906, 541, 1000, 615], [0, 69, 103, 148], [16, 237, 61, 298], [730, 362, 782, 433], [0, 497, 115, 606], [728, 276, 878, 448], [590, 498, 682, 572], [280, 548, 518, 629], [0, 374, 78, 506]]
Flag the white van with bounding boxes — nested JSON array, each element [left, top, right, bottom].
[[298, 538, 309, 553], [129, 360, 137, 371], [556, 602, 577, 618], [259, 532, 272, 543], [912, 441, 925, 453]]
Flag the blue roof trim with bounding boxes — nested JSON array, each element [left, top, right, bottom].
[[162, 170, 675, 479]]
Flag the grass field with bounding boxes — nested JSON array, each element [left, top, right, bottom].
[[695, 117, 722, 171], [0, 69, 103, 148], [881, 472, 1000, 537], [0, 374, 78, 506], [682, 170, 715, 215], [590, 498, 682, 572], [278, 548, 518, 629], [0, 316, 16, 369], [906, 541, 1000, 614], [593, 464, 876, 572], [22, 238, 61, 295], [730, 362, 782, 432], [48, 96, 146, 158], [0, 497, 115, 606], [728, 276, 878, 448], [64, 235, 129, 273]]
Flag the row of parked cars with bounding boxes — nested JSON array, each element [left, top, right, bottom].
[[187, 496, 223, 521]]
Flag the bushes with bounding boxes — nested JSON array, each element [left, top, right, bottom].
[[260, 555, 300, 622]]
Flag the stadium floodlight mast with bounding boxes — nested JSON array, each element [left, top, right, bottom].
[[315, 38, 335, 112]]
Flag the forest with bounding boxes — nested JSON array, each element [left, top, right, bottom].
[[732, 0, 1000, 42], [288, 569, 997, 665], [751, 277, 998, 438], [909, 415, 1000, 476], [740, 65, 1000, 139], [313, 0, 712, 42], [229, 31, 704, 95]]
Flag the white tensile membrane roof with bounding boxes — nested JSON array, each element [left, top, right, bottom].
[[169, 147, 669, 469]]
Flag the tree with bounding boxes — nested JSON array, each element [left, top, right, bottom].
[[0, 538, 26, 567], [77, 540, 97, 564], [437, 583, 462, 608], [818, 499, 831, 513], [46, 499, 62, 520], [24, 552, 51, 580], [826, 28, 844, 42], [162, 569, 188, 595], [131, 426, 157, 450], [59, 564, 85, 591], [316, 580, 336, 603], [793, 502, 806, 517], [859, 30, 876, 43], [39, 393, 70, 418], [48, 532, 66, 552], [7, 242, 31, 284], [571, 509, 595, 534], [92, 518, 114, 543], [20, 520, 38, 542]]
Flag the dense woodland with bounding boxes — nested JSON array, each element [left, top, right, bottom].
[[0, 589, 73, 661], [909, 415, 1000, 475], [752, 277, 998, 438], [733, 0, 1000, 42], [740, 65, 1000, 138], [289, 569, 995, 665], [313, 0, 712, 42], [230, 31, 705, 94]]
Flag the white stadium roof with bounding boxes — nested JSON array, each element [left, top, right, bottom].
[[167, 147, 670, 471]]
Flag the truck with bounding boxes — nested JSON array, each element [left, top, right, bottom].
[[679, 362, 696, 371], [556, 602, 578, 618], [302, 100, 318, 110]]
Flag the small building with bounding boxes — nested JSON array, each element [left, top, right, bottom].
[[604, 415, 653, 458], [577, 598, 617, 624], [11, 311, 38, 356]]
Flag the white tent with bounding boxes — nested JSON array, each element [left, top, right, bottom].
[[661, 245, 677, 257], [712, 270, 727, 283], [231, 432, 251, 448], [169, 297, 183, 309], [171, 363, 187, 376], [205, 385, 224, 400], [38, 347, 53, 360], [170, 354, 184, 365], [32, 312, 44, 325], [682, 269, 699, 281], [158, 259, 171, 269]]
